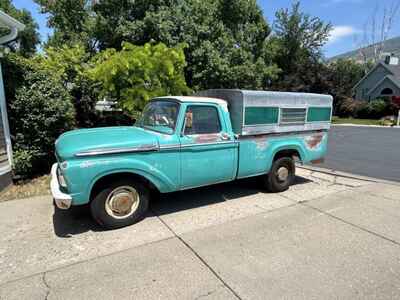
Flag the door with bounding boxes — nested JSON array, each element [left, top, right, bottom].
[[179, 104, 237, 189]]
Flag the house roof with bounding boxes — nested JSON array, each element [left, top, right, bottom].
[[383, 63, 400, 78], [353, 61, 400, 90]]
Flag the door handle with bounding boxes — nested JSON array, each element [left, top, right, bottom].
[[220, 133, 230, 140]]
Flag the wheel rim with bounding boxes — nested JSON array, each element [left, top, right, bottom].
[[276, 166, 289, 182], [105, 186, 140, 219]]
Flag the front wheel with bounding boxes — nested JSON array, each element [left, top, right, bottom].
[[263, 157, 295, 193], [90, 179, 149, 229]]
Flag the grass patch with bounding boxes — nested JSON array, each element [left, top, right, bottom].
[[0, 175, 51, 203], [332, 117, 383, 126]]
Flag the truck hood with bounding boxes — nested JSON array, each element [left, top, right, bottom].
[[55, 126, 159, 160]]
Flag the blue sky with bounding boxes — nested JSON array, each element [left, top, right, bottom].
[[11, 0, 400, 58]]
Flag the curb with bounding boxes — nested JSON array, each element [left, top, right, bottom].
[[332, 124, 400, 128], [297, 164, 400, 186]]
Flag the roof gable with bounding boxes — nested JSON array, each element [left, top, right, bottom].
[[367, 75, 400, 96], [353, 62, 394, 90]]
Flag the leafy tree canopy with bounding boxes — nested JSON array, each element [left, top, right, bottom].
[[33, 44, 100, 127], [88, 42, 191, 114], [272, 1, 332, 91], [0, 0, 40, 56], [35, 0, 281, 90], [34, 0, 93, 49]]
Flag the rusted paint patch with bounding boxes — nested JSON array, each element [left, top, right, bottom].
[[253, 136, 269, 151], [305, 133, 324, 149], [310, 158, 325, 164]]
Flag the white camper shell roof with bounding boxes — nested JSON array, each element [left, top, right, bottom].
[[197, 89, 333, 136]]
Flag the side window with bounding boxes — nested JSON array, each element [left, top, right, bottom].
[[184, 106, 222, 135]]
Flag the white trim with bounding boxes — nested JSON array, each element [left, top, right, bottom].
[[0, 10, 24, 30], [0, 63, 12, 169], [0, 10, 25, 45], [0, 163, 11, 175]]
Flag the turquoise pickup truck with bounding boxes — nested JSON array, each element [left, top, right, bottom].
[[51, 89, 332, 229]]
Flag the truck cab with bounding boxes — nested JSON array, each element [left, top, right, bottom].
[[51, 90, 332, 229]]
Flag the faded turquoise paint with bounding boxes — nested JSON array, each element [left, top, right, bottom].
[[56, 124, 183, 205], [237, 132, 328, 179], [244, 107, 279, 125], [64, 152, 180, 205], [307, 107, 332, 122], [56, 126, 158, 160], [55, 98, 330, 207], [178, 102, 238, 189]]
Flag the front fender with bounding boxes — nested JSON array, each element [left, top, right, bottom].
[[65, 156, 178, 205]]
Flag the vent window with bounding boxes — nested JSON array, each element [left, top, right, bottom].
[[280, 108, 307, 124]]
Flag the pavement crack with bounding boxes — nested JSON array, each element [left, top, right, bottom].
[[152, 211, 242, 300], [42, 272, 51, 300], [302, 202, 400, 248]]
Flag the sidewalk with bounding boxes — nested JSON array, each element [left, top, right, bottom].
[[1, 169, 400, 299]]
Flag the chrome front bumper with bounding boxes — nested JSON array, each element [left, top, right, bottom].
[[50, 163, 72, 209]]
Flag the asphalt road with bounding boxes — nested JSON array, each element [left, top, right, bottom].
[[319, 126, 400, 182]]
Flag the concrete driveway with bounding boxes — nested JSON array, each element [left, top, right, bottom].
[[1, 168, 400, 299]]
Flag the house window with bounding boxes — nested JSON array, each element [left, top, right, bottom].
[[381, 88, 393, 95]]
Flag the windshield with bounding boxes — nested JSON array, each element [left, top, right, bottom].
[[137, 101, 180, 135]]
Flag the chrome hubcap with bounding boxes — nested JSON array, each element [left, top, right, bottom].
[[277, 167, 289, 182], [105, 186, 140, 219]]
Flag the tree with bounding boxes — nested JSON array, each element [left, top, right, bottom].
[[326, 58, 367, 114], [272, 1, 332, 91], [355, 1, 400, 70], [33, 44, 99, 127], [34, 0, 94, 49], [0, 0, 40, 56], [88, 42, 190, 115], [36, 0, 280, 90]]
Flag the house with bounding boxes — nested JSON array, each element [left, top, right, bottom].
[[0, 11, 24, 189], [353, 56, 400, 101]]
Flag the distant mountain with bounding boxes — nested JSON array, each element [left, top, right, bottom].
[[329, 36, 400, 62]]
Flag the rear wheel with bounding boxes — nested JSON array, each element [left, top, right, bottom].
[[263, 157, 295, 193], [90, 179, 149, 229]]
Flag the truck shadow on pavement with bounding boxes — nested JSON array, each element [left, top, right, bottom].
[[52, 175, 311, 238]]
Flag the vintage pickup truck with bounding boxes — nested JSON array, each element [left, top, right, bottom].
[[51, 89, 332, 229]]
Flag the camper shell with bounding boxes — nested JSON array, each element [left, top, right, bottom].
[[197, 89, 333, 136]]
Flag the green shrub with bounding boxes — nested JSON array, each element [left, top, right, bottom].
[[356, 99, 387, 119], [338, 98, 395, 119], [12, 149, 40, 178], [337, 97, 364, 118], [10, 70, 76, 177]]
